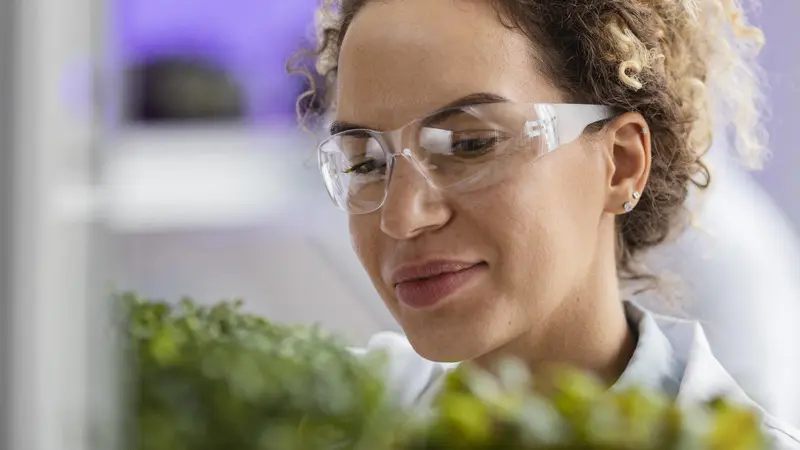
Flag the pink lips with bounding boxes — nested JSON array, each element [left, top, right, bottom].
[[392, 260, 487, 309]]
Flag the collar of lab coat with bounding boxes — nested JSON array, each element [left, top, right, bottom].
[[619, 301, 747, 405], [651, 309, 747, 405]]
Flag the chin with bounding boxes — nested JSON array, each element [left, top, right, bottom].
[[402, 317, 512, 363], [390, 288, 524, 362], [406, 336, 478, 363]]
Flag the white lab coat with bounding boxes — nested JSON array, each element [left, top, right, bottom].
[[353, 305, 800, 448]]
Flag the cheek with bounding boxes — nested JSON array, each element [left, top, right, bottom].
[[474, 176, 564, 280], [469, 150, 605, 290], [557, 147, 608, 239], [538, 149, 608, 282], [349, 214, 386, 287]]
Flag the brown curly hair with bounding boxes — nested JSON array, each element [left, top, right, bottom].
[[290, 0, 766, 288]]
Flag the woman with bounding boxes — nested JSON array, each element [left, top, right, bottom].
[[295, 0, 800, 445]]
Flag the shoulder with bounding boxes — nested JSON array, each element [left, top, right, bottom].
[[642, 307, 800, 449], [349, 331, 453, 408]]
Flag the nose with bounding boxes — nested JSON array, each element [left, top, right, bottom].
[[380, 150, 451, 240]]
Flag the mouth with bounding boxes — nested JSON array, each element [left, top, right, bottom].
[[393, 261, 488, 310]]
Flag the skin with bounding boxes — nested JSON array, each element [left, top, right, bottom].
[[336, 0, 651, 384]]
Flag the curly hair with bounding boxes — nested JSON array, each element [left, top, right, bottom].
[[290, 0, 766, 288]]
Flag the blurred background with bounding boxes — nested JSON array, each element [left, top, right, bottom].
[[0, 0, 798, 448], [109, 0, 398, 341]]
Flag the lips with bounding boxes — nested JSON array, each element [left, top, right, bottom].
[[392, 261, 487, 309]]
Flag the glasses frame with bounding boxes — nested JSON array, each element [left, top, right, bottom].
[[318, 102, 615, 214]]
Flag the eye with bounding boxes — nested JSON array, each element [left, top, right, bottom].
[[344, 158, 387, 175], [450, 134, 505, 157]]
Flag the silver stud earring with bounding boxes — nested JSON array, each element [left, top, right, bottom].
[[641, 127, 649, 135], [624, 191, 640, 213]]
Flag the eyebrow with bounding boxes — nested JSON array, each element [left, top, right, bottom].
[[328, 92, 512, 135]]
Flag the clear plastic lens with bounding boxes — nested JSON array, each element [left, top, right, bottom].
[[318, 102, 611, 214], [319, 135, 388, 212]]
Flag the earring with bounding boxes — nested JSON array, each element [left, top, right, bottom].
[[624, 191, 639, 213], [641, 127, 649, 135]]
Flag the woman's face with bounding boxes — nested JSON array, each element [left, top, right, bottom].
[[337, 0, 617, 362]]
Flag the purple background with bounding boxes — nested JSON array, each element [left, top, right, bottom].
[[750, 2, 800, 227], [116, 0, 799, 226], [117, 0, 319, 123]]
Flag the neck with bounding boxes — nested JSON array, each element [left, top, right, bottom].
[[473, 223, 636, 387]]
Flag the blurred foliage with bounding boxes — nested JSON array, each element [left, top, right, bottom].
[[126, 293, 398, 450], [125, 293, 767, 450]]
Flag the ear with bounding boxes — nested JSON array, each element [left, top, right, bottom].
[[602, 112, 651, 214]]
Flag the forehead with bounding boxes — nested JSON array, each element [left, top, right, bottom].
[[335, 0, 561, 130]]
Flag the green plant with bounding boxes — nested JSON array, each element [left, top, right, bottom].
[[127, 294, 766, 450], [404, 363, 765, 449], [127, 293, 400, 450]]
